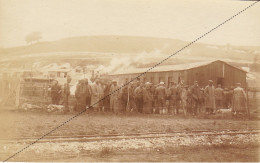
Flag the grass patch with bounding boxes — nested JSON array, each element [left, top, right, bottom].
[[98, 146, 114, 157]]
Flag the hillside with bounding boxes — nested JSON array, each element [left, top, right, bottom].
[[0, 35, 259, 59], [0, 35, 259, 73]]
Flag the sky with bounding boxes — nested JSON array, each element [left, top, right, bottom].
[[0, 0, 259, 48]]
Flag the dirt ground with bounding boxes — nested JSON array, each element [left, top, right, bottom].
[[0, 109, 259, 162], [52, 144, 260, 162], [0, 109, 259, 139]]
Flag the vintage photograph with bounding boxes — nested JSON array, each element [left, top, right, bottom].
[[0, 0, 260, 162]]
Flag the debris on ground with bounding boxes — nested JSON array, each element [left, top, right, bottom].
[[217, 108, 231, 113], [47, 104, 65, 113], [21, 103, 42, 111]]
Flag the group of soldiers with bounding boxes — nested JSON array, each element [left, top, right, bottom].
[[51, 77, 248, 116]]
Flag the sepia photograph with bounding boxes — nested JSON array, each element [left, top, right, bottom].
[[0, 0, 260, 162]]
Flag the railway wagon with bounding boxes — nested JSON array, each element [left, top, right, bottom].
[[105, 60, 247, 88]]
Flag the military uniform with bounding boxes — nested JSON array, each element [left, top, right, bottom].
[[51, 82, 62, 105], [103, 83, 111, 112], [215, 87, 224, 110], [109, 83, 120, 113], [190, 84, 201, 115], [134, 86, 144, 113], [143, 83, 152, 114], [232, 86, 247, 114], [121, 86, 129, 112], [63, 82, 70, 112], [168, 84, 177, 114], [84, 81, 92, 108], [90, 82, 101, 111], [75, 80, 89, 112], [155, 84, 167, 114], [128, 84, 136, 112], [205, 84, 215, 114]]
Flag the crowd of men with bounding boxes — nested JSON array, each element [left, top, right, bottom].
[[51, 77, 248, 116]]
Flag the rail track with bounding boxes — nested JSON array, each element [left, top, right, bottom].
[[1, 128, 259, 144]]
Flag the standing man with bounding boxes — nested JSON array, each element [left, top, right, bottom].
[[84, 79, 92, 108], [75, 79, 87, 112], [128, 82, 136, 112], [109, 80, 120, 113], [223, 88, 229, 108], [155, 82, 167, 114], [121, 79, 129, 112], [143, 82, 153, 114], [215, 84, 224, 110], [98, 80, 105, 112], [176, 80, 185, 115], [232, 83, 247, 115], [103, 80, 112, 112], [91, 79, 101, 111], [228, 87, 234, 108], [134, 82, 144, 113], [51, 80, 62, 105], [204, 80, 216, 114], [63, 76, 71, 112], [131, 81, 140, 112], [150, 83, 157, 114], [190, 81, 201, 115], [168, 81, 177, 115]]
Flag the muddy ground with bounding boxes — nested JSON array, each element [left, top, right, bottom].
[[0, 109, 259, 161]]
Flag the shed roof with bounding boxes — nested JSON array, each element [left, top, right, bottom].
[[109, 60, 247, 75]]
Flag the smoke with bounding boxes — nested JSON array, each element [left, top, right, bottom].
[[32, 62, 41, 68], [96, 49, 166, 74]]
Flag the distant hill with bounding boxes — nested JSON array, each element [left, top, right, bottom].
[[0, 35, 259, 72], [0, 35, 259, 58]]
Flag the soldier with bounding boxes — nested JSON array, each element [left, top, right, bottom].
[[75, 79, 87, 112], [223, 88, 229, 108], [176, 80, 184, 115], [103, 80, 112, 112], [232, 83, 247, 115], [84, 79, 92, 108], [90, 79, 101, 111], [121, 80, 129, 112], [215, 84, 224, 110], [51, 80, 62, 105], [98, 80, 105, 112], [199, 88, 206, 113], [228, 87, 234, 108], [168, 81, 177, 115], [204, 80, 216, 114], [109, 80, 120, 113], [186, 86, 193, 114], [128, 82, 136, 112], [63, 76, 71, 112], [155, 82, 167, 114], [150, 83, 157, 114], [143, 82, 153, 114], [229, 86, 235, 108], [131, 80, 140, 112], [190, 81, 201, 115], [176, 81, 188, 116], [134, 82, 144, 113]]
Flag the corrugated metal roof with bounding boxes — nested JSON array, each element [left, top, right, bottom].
[[109, 60, 246, 75]]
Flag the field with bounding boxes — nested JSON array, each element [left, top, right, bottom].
[[0, 110, 259, 138], [0, 109, 259, 162]]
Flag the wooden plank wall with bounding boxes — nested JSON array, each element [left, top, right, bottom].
[[106, 61, 247, 88]]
